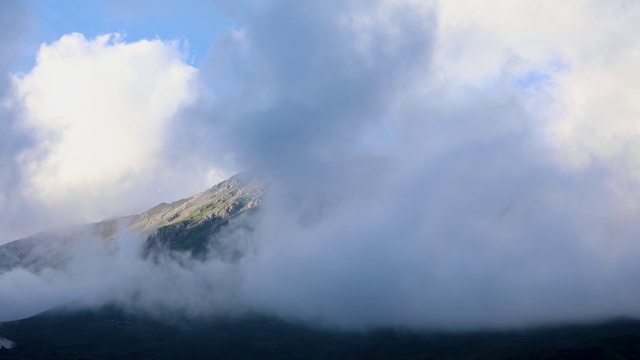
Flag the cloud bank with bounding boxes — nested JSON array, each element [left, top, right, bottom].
[[4, 0, 640, 330]]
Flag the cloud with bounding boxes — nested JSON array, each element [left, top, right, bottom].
[[0, 32, 228, 243], [436, 0, 640, 170], [192, 0, 640, 329], [5, 0, 640, 331], [12, 33, 196, 214]]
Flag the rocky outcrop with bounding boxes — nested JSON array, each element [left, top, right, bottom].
[[141, 174, 266, 259]]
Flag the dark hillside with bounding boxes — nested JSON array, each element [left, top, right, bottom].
[[2, 306, 640, 359]]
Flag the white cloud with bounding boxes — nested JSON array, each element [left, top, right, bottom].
[[7, 33, 215, 224], [436, 0, 640, 171]]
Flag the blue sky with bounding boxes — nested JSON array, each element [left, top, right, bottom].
[[20, 0, 239, 70]]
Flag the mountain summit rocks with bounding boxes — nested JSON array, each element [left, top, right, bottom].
[[141, 173, 266, 259]]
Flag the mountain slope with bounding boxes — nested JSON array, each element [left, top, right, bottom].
[[2, 305, 640, 359], [0, 173, 266, 273], [140, 173, 265, 259]]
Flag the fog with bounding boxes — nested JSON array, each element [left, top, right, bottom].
[[3, 0, 640, 330]]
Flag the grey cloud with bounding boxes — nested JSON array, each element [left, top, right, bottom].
[[197, 1, 434, 185], [191, 0, 640, 329]]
